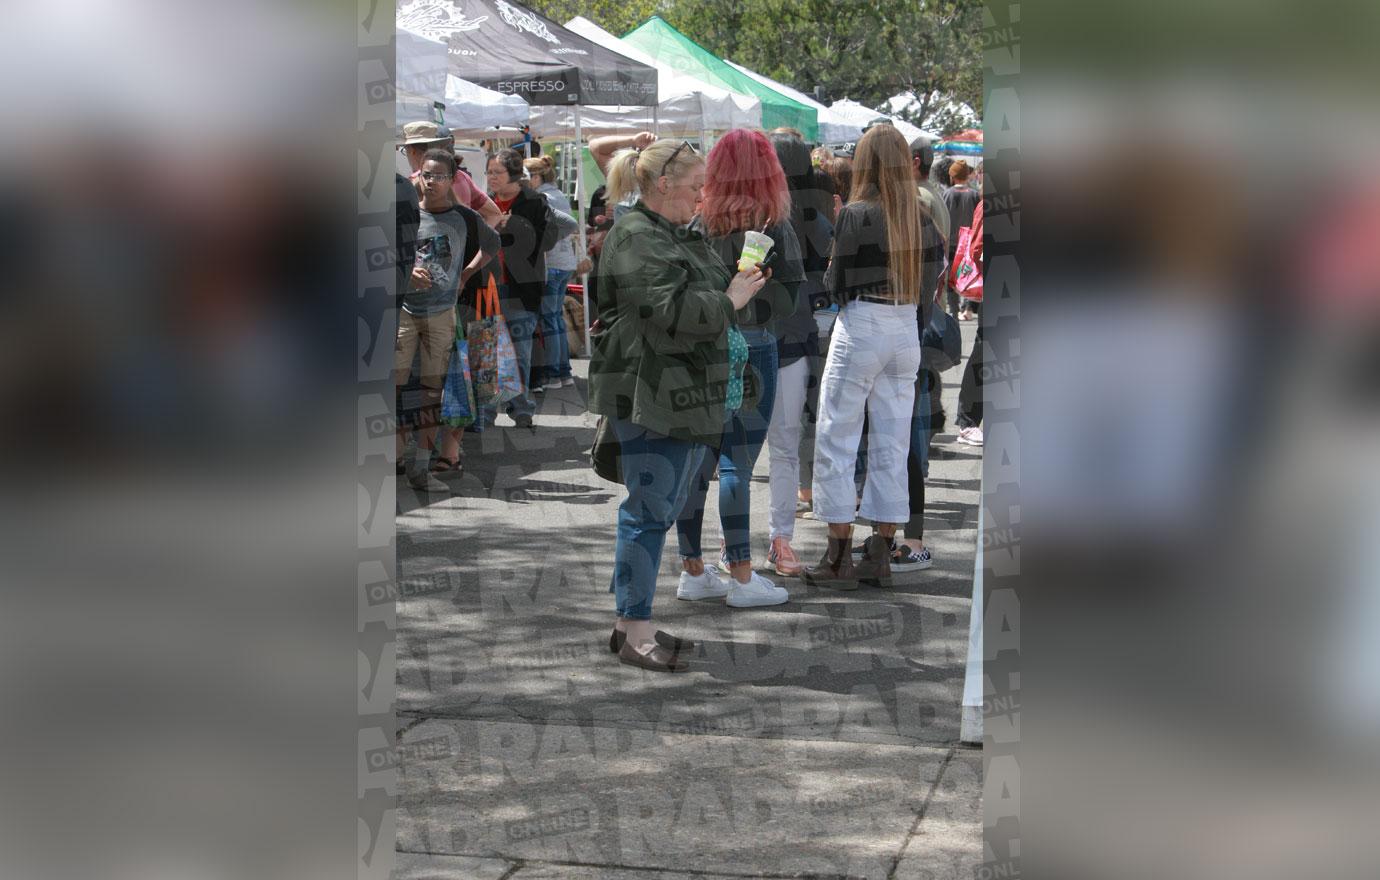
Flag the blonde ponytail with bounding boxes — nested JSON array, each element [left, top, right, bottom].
[[605, 148, 641, 205]]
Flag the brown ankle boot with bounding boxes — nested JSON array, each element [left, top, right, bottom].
[[855, 535, 894, 588], [803, 536, 859, 590]]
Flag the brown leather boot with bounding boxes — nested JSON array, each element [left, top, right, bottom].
[[854, 535, 894, 588], [803, 535, 859, 590]]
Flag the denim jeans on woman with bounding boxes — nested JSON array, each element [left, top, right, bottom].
[[536, 267, 573, 387], [609, 418, 707, 621], [675, 329, 778, 565]]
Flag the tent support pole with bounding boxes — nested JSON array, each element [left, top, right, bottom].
[[653, 104, 660, 137], [575, 105, 591, 359]]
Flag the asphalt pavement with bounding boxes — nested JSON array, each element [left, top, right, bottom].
[[393, 319, 983, 880]]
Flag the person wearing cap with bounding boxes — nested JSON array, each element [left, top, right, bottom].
[[910, 135, 951, 253], [400, 121, 502, 230]]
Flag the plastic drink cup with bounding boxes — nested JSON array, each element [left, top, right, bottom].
[[737, 230, 774, 272]]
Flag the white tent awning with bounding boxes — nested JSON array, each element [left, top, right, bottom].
[[723, 59, 862, 144], [523, 15, 760, 139], [396, 75, 530, 138], [830, 98, 933, 145]]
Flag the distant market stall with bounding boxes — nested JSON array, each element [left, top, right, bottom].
[[937, 128, 983, 156]]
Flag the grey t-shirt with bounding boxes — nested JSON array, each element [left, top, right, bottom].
[[918, 180, 951, 249], [405, 208, 469, 317]]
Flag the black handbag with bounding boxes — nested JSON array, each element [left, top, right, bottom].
[[921, 306, 962, 372], [590, 416, 622, 484]]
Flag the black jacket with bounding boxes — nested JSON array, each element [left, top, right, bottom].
[[394, 174, 420, 307], [493, 185, 558, 313]]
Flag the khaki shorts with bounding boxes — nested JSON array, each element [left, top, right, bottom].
[[394, 309, 456, 388]]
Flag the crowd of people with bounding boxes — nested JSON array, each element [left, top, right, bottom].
[[393, 118, 985, 673]]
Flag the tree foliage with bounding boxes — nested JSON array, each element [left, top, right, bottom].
[[521, 0, 670, 42], [522, 0, 983, 133]]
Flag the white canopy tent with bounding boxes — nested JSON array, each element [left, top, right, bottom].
[[521, 15, 760, 139], [830, 98, 934, 145], [886, 92, 978, 134], [723, 59, 862, 144], [395, 75, 530, 136]]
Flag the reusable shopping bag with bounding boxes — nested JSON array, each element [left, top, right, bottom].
[[440, 314, 476, 428], [467, 276, 525, 406], [949, 200, 984, 301]]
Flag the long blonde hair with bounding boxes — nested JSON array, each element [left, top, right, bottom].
[[606, 138, 702, 204], [850, 125, 922, 305]]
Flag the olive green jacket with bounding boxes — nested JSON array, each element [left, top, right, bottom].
[[588, 202, 736, 446]]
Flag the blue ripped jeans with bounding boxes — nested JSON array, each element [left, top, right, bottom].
[[675, 328, 778, 565], [536, 268, 572, 385]]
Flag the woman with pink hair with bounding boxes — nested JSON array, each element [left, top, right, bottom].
[[672, 129, 805, 608]]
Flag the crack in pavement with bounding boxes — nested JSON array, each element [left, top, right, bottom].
[[886, 748, 956, 880]]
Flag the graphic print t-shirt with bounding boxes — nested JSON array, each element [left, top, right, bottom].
[[404, 208, 469, 317]]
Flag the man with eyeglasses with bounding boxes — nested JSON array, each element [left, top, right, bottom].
[[400, 121, 502, 230], [396, 148, 500, 492]]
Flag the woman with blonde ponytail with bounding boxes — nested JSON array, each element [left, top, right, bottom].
[[524, 155, 579, 390], [802, 124, 940, 591], [588, 137, 771, 672]]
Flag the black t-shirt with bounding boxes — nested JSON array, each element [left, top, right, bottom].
[[689, 218, 805, 331], [824, 200, 945, 326], [452, 203, 501, 311], [942, 184, 980, 257]]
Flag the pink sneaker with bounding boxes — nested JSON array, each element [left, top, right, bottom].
[[767, 537, 803, 577]]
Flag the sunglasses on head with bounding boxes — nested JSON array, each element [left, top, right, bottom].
[[659, 140, 697, 179]]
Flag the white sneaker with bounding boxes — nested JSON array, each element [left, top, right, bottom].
[[677, 568, 732, 601], [726, 572, 790, 608], [957, 426, 984, 446], [561, 376, 576, 387]]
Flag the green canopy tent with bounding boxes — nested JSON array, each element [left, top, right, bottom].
[[622, 17, 817, 142]]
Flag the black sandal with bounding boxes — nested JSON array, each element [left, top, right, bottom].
[[430, 457, 460, 473]]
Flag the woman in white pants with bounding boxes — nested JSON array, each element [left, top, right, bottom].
[[803, 125, 932, 590]]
